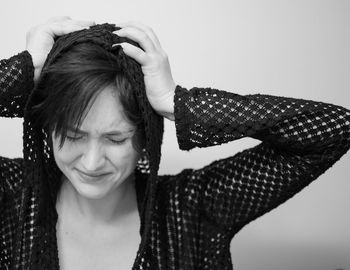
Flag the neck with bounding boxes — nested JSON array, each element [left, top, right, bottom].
[[56, 174, 138, 226]]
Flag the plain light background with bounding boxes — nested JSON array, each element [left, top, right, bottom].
[[1, 1, 349, 269]]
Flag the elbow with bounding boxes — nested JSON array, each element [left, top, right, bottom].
[[333, 107, 350, 155], [341, 108, 350, 142]]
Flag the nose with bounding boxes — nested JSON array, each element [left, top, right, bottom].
[[80, 141, 105, 172]]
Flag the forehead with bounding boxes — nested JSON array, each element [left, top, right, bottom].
[[79, 86, 134, 133]]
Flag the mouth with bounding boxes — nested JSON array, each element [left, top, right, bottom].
[[75, 169, 111, 182]]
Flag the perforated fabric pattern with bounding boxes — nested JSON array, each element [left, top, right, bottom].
[[1, 53, 350, 269], [0, 51, 33, 118], [0, 157, 24, 267], [174, 86, 350, 233]]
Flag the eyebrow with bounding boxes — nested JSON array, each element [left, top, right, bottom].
[[67, 126, 134, 136]]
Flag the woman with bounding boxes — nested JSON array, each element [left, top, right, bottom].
[[0, 17, 349, 270]]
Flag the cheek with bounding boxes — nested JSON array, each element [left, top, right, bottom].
[[52, 139, 81, 167], [51, 137, 140, 170], [107, 143, 140, 169]]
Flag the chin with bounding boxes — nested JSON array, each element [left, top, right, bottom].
[[73, 181, 112, 200], [65, 171, 113, 200], [72, 172, 130, 200]]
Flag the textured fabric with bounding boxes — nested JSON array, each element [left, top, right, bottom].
[[24, 25, 164, 264], [1, 51, 350, 270], [0, 51, 33, 118]]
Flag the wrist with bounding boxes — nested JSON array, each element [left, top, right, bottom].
[[148, 89, 175, 121], [155, 91, 175, 121], [27, 51, 47, 83]]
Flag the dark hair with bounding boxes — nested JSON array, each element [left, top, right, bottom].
[[32, 43, 146, 152]]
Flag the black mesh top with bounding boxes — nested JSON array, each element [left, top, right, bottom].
[[1, 51, 350, 269]]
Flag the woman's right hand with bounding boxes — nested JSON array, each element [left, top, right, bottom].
[[26, 16, 95, 84]]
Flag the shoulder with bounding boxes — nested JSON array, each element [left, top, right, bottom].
[[158, 169, 195, 189], [157, 169, 204, 210]]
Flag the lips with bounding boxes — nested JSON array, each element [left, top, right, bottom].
[[76, 169, 111, 182]]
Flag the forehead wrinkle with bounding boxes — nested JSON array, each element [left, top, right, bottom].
[[69, 115, 135, 136], [72, 85, 135, 136], [67, 125, 134, 136]]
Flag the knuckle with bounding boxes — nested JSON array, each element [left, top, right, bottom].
[[139, 31, 149, 40], [144, 24, 152, 32], [153, 55, 164, 65], [147, 25, 154, 33], [50, 16, 71, 22], [27, 25, 40, 36]]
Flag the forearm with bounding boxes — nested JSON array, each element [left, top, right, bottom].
[[174, 85, 350, 154], [0, 51, 34, 118], [173, 85, 350, 231], [155, 90, 175, 121]]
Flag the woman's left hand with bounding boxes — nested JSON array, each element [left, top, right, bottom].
[[113, 22, 176, 120]]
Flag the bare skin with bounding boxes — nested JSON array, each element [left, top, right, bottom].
[[28, 18, 175, 269], [53, 87, 143, 269], [56, 177, 141, 270]]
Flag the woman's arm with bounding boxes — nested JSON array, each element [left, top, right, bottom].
[[0, 52, 34, 117], [0, 17, 95, 118], [173, 85, 350, 234], [0, 17, 95, 204], [113, 22, 350, 234], [0, 157, 23, 202]]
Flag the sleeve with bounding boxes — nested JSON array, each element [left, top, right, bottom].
[[173, 85, 350, 234], [0, 157, 24, 205], [0, 51, 34, 118], [0, 173, 3, 203]]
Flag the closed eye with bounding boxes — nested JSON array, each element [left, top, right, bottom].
[[65, 134, 128, 145], [108, 138, 127, 145], [66, 135, 84, 142]]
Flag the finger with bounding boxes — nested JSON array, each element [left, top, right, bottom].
[[117, 21, 162, 48], [113, 43, 148, 65], [48, 23, 90, 36], [113, 27, 156, 53], [47, 16, 72, 23], [119, 21, 160, 44], [62, 19, 96, 27]]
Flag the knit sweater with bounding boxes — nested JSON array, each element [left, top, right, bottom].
[[1, 51, 350, 270]]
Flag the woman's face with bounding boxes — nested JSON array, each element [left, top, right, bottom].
[[52, 85, 140, 199]]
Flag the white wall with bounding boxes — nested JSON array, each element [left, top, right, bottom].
[[1, 1, 349, 269]]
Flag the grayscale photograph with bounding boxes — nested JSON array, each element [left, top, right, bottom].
[[0, 1, 349, 269]]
